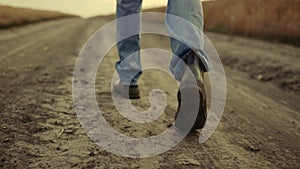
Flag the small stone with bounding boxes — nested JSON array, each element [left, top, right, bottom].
[[167, 123, 173, 128], [43, 46, 49, 51], [280, 100, 288, 105], [256, 74, 263, 80], [181, 157, 200, 166], [124, 126, 131, 129], [89, 151, 95, 156], [246, 146, 260, 152], [64, 129, 75, 134]]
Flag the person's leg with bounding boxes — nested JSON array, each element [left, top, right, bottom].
[[166, 0, 209, 130], [166, 0, 211, 81], [116, 0, 143, 86]]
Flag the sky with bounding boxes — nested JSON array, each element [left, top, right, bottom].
[[0, 0, 171, 18]]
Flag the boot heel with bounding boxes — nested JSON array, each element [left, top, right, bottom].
[[175, 86, 200, 131], [175, 85, 207, 131]]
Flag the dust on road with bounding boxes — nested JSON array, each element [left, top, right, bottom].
[[0, 17, 299, 168]]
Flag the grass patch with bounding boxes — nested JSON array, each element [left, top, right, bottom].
[[0, 5, 77, 28]]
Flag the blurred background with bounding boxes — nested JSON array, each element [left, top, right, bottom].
[[0, 0, 169, 18], [0, 0, 299, 44]]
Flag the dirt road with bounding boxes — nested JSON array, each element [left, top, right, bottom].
[[0, 17, 299, 168]]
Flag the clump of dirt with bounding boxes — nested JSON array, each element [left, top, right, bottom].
[[222, 56, 300, 94]]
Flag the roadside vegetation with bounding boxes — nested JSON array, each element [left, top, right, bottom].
[[0, 5, 75, 28], [203, 0, 300, 45], [145, 0, 300, 46]]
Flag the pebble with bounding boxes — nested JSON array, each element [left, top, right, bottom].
[[64, 129, 75, 134], [181, 157, 201, 166], [246, 146, 260, 152], [257, 74, 263, 80], [43, 46, 49, 51], [124, 126, 131, 129], [167, 123, 173, 128], [89, 151, 95, 156]]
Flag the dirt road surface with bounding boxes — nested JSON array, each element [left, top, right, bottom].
[[0, 17, 299, 168]]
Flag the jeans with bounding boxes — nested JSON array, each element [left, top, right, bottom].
[[116, 0, 212, 85]]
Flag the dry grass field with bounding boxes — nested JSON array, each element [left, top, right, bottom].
[[1, 0, 299, 44], [203, 0, 300, 45], [145, 0, 300, 45], [0, 5, 75, 28]]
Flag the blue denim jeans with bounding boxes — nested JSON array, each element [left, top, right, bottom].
[[116, 0, 211, 85]]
